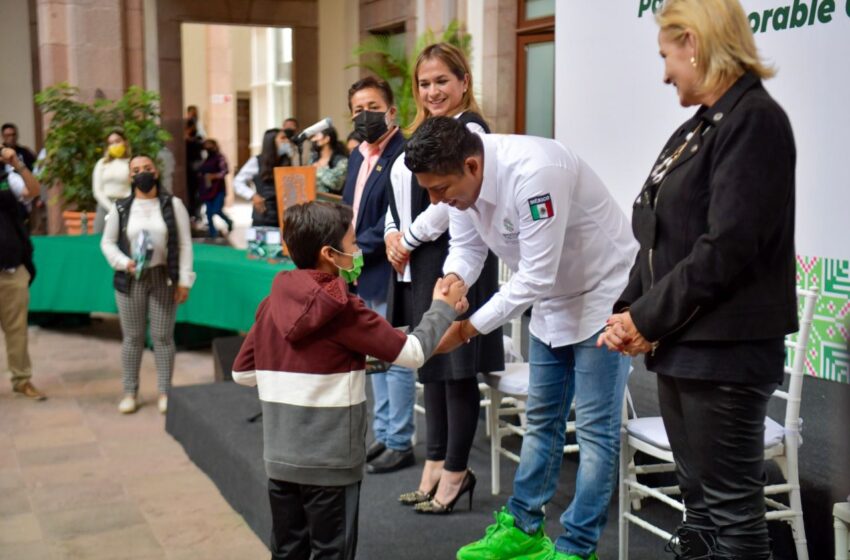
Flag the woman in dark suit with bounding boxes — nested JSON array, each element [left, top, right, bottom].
[[385, 43, 503, 514], [598, 1, 797, 558]]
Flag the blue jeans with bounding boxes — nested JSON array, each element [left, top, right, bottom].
[[507, 332, 629, 557], [204, 192, 229, 237], [365, 299, 416, 451]]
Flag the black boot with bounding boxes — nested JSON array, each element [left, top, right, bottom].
[[664, 526, 716, 559]]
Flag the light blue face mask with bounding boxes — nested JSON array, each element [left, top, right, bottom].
[[277, 142, 292, 158], [332, 248, 364, 283]]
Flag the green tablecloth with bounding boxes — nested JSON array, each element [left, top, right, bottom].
[[29, 235, 294, 333]]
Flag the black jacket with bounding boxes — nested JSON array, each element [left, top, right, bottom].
[[112, 193, 179, 294], [250, 154, 292, 227], [616, 72, 798, 344], [0, 173, 35, 284]]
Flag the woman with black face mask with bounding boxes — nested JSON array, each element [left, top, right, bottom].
[[100, 154, 196, 416]]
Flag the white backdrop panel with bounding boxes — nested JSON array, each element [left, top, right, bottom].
[[555, 2, 850, 260]]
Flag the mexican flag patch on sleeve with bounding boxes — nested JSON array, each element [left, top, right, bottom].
[[528, 194, 554, 221]]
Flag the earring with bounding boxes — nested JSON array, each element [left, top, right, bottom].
[[690, 56, 697, 68]]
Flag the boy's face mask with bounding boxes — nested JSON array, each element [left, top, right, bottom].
[[331, 248, 364, 283]]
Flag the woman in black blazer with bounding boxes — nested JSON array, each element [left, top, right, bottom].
[[598, 1, 797, 559]]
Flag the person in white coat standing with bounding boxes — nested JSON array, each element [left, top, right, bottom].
[[92, 130, 132, 233]]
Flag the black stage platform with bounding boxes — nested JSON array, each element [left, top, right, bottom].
[[166, 364, 841, 559]]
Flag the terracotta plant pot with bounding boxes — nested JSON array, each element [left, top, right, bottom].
[[62, 210, 96, 235]]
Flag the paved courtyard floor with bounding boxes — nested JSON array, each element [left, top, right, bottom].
[[0, 317, 268, 560]]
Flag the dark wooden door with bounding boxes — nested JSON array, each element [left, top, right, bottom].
[[236, 97, 251, 169]]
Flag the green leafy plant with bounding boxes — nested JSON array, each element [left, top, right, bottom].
[[350, 20, 472, 130], [35, 83, 171, 211]]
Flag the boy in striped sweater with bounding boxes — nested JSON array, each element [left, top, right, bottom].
[[233, 201, 467, 560]]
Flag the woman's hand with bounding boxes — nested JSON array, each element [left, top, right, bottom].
[[174, 286, 190, 304], [251, 194, 266, 214], [126, 261, 137, 275], [385, 231, 410, 274], [597, 311, 653, 356]]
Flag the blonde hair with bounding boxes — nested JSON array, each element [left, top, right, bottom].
[[406, 43, 483, 135], [657, 0, 775, 96]]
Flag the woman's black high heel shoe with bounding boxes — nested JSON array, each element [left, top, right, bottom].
[[399, 480, 439, 506], [413, 470, 476, 514]]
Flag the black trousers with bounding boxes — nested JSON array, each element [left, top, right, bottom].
[[657, 375, 777, 559], [423, 377, 481, 472], [268, 478, 360, 560]]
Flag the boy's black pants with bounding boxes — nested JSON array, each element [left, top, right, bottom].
[[268, 478, 360, 560]]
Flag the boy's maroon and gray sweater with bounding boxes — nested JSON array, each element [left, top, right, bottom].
[[233, 269, 455, 486]]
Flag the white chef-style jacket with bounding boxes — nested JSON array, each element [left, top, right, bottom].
[[384, 117, 486, 282], [443, 134, 638, 348]]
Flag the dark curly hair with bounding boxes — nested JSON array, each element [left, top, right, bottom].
[[404, 116, 483, 176]]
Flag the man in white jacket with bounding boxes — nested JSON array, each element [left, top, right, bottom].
[[405, 117, 637, 560]]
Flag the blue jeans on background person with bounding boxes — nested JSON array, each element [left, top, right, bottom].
[[365, 299, 416, 451], [204, 191, 230, 238], [506, 331, 630, 557]]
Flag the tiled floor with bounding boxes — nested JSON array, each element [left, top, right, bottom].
[[0, 317, 268, 560]]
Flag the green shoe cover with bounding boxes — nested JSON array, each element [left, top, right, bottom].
[[457, 508, 554, 560], [551, 551, 599, 560]]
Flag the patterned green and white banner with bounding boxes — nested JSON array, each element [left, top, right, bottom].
[[792, 255, 850, 383]]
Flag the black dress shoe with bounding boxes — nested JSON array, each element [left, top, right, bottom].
[[366, 441, 386, 463], [366, 448, 415, 474]]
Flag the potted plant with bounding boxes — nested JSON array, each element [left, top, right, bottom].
[[350, 20, 472, 130], [34, 83, 171, 234]]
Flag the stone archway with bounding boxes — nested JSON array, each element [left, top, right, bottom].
[[154, 0, 319, 200]]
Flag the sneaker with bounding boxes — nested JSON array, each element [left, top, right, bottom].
[[118, 395, 138, 414], [550, 552, 599, 560], [13, 381, 46, 401], [158, 395, 168, 414], [457, 507, 554, 560]]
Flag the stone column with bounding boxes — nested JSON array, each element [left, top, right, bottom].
[[37, 0, 127, 233], [318, 0, 361, 131], [206, 25, 237, 182], [480, 0, 517, 134], [124, 0, 146, 88], [156, 16, 185, 201], [292, 26, 319, 129]]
